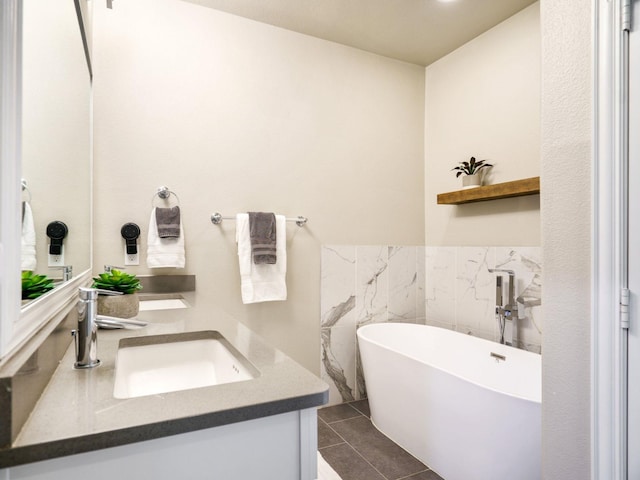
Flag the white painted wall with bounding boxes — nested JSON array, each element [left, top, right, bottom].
[[92, 0, 425, 375], [540, 0, 592, 478], [424, 3, 541, 246]]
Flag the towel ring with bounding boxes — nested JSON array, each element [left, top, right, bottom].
[[152, 186, 180, 206], [21, 179, 32, 203]]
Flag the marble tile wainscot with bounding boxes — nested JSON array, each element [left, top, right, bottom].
[[320, 245, 542, 406], [321, 246, 426, 406]]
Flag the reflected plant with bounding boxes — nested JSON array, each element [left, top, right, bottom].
[[21, 270, 55, 300]]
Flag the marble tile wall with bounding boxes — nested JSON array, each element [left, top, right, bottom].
[[320, 246, 425, 405], [321, 245, 542, 406], [425, 246, 542, 352]]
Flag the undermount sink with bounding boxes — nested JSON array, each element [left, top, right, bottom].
[[138, 295, 189, 311], [113, 331, 259, 399]]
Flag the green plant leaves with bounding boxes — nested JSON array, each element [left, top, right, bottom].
[[451, 156, 493, 177], [91, 269, 142, 294], [21, 270, 55, 300]]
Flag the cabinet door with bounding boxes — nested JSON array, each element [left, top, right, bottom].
[[4, 410, 318, 480]]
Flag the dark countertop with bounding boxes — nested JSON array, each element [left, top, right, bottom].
[[0, 291, 328, 468]]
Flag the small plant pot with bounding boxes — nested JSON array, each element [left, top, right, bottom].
[[97, 293, 140, 319], [462, 174, 482, 189]]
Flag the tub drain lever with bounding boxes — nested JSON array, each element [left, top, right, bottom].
[[490, 352, 506, 362]]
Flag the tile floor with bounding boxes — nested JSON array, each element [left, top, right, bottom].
[[318, 400, 444, 480]]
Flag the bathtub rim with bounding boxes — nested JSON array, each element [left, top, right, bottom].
[[357, 322, 541, 405]]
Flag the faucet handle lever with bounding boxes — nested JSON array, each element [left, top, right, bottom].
[[104, 265, 125, 273], [488, 268, 515, 276], [495, 276, 503, 306]]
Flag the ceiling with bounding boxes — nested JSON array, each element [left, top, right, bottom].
[[183, 0, 537, 66]]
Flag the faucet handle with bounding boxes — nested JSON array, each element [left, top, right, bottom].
[[495, 275, 503, 306], [50, 265, 73, 281], [104, 265, 125, 273], [79, 287, 124, 301], [488, 268, 515, 276]]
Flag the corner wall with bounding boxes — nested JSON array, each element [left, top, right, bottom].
[[91, 0, 425, 375], [424, 3, 541, 246], [540, 0, 592, 477]]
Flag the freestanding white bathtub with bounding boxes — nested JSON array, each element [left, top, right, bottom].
[[357, 323, 541, 480]]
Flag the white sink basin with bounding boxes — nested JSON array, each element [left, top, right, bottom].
[[138, 294, 189, 311], [138, 298, 188, 311], [113, 331, 259, 399]]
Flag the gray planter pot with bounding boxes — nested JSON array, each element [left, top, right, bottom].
[[462, 174, 482, 189], [97, 292, 140, 319]]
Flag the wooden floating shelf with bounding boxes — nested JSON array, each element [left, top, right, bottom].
[[437, 176, 540, 205]]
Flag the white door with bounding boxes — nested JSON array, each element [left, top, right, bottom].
[[628, 1, 640, 477]]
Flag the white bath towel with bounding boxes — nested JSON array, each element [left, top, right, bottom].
[[236, 213, 287, 304], [147, 207, 185, 268], [21, 202, 37, 271]]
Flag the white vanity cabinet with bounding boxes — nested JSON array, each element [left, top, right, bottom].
[[4, 409, 318, 480]]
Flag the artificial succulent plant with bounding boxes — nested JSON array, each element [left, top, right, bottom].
[[21, 270, 55, 300], [91, 269, 142, 294]]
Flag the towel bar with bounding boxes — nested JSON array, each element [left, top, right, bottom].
[[210, 213, 307, 227]]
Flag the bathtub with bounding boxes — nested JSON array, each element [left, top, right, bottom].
[[357, 323, 541, 480]]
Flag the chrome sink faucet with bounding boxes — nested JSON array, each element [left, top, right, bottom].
[[51, 265, 73, 281], [72, 287, 123, 369], [488, 269, 518, 347]]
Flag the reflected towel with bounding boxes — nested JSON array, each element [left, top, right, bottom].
[[248, 211, 276, 264], [236, 213, 286, 304], [147, 207, 185, 268], [155, 206, 181, 238], [21, 202, 37, 271]]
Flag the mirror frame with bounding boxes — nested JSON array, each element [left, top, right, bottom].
[[0, 0, 93, 360]]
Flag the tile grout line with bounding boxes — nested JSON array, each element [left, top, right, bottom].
[[395, 470, 432, 480], [324, 422, 349, 445], [318, 440, 346, 451], [347, 402, 369, 417], [320, 414, 363, 426], [344, 438, 393, 480], [324, 413, 433, 480], [325, 418, 395, 480]]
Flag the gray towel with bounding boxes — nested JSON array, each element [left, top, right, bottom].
[[155, 206, 181, 238], [248, 212, 277, 264]]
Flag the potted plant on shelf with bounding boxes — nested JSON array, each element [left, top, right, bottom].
[[21, 270, 55, 303], [91, 269, 142, 318], [452, 156, 493, 188]]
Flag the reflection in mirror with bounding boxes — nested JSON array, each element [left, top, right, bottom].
[[20, 0, 91, 307]]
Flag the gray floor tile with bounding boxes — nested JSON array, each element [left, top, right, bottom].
[[349, 399, 370, 417], [399, 470, 445, 480], [318, 403, 362, 423], [319, 443, 386, 480], [330, 416, 428, 480], [318, 419, 344, 449]]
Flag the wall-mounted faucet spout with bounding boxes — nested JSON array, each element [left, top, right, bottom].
[[488, 269, 518, 347]]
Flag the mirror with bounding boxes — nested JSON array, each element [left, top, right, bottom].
[[20, 0, 92, 305]]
